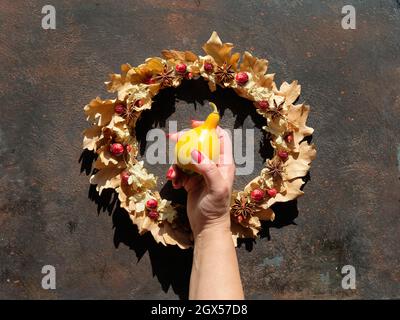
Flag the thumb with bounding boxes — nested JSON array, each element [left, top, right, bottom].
[[191, 149, 223, 191]]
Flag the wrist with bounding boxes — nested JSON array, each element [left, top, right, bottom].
[[193, 219, 231, 242]]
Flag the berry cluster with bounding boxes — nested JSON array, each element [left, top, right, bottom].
[[109, 142, 132, 156], [145, 199, 159, 220]]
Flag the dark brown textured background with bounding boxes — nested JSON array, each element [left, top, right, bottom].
[[0, 0, 399, 299]]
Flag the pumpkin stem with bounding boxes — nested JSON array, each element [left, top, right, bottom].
[[209, 102, 218, 114]]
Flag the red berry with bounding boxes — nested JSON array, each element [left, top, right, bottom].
[[237, 215, 244, 223], [126, 144, 132, 153], [175, 63, 187, 74], [186, 72, 193, 79], [147, 210, 159, 220], [146, 199, 158, 209], [235, 72, 249, 85], [267, 188, 278, 197], [285, 134, 294, 143], [135, 99, 144, 107], [120, 171, 130, 184], [250, 189, 265, 202], [278, 150, 289, 160], [114, 104, 125, 115], [204, 62, 213, 72], [144, 77, 155, 84], [109, 143, 124, 156], [257, 100, 269, 110]]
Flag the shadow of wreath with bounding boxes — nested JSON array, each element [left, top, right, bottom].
[[78, 78, 311, 299]]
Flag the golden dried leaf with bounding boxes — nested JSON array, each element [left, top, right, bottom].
[[262, 116, 287, 137], [145, 57, 165, 73], [124, 65, 150, 85], [131, 212, 158, 235], [128, 161, 157, 191], [240, 51, 268, 76], [256, 207, 275, 221], [106, 64, 132, 92], [287, 103, 314, 151], [248, 216, 261, 229], [162, 49, 185, 61], [89, 167, 122, 194], [117, 185, 129, 212], [274, 81, 301, 105], [244, 177, 261, 194], [229, 52, 241, 69], [104, 119, 131, 140], [84, 97, 115, 127], [277, 178, 305, 202], [106, 74, 124, 93], [161, 50, 198, 63], [120, 63, 132, 74], [82, 125, 102, 151], [202, 31, 236, 65], [158, 199, 177, 223], [94, 145, 126, 169], [230, 219, 260, 245], [284, 141, 316, 180], [185, 51, 198, 62], [151, 223, 192, 249], [257, 73, 275, 89], [150, 227, 167, 246], [189, 64, 201, 75], [141, 216, 155, 232]]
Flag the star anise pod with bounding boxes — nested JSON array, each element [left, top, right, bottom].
[[215, 62, 235, 85], [124, 107, 135, 123], [266, 100, 286, 121], [122, 103, 137, 123], [153, 65, 174, 88], [266, 159, 284, 182], [231, 196, 255, 220]]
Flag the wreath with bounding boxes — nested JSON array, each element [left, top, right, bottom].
[[82, 31, 316, 249]]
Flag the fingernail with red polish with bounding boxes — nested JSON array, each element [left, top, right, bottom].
[[166, 167, 174, 179], [191, 149, 203, 164]]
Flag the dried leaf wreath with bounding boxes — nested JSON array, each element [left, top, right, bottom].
[[82, 31, 316, 249]]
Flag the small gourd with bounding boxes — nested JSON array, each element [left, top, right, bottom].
[[175, 102, 220, 174]]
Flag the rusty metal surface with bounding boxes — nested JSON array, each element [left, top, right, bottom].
[[1, 0, 399, 299]]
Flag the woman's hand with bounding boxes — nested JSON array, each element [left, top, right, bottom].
[[166, 121, 236, 238]]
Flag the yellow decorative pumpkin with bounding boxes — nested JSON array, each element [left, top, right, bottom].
[[175, 102, 220, 174]]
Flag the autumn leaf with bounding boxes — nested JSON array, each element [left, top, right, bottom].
[[161, 49, 198, 62], [274, 81, 301, 105], [84, 97, 115, 126], [202, 31, 239, 67], [286, 103, 314, 151], [82, 125, 102, 151], [256, 207, 275, 221], [89, 166, 123, 194], [284, 141, 317, 180], [240, 51, 269, 76]]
